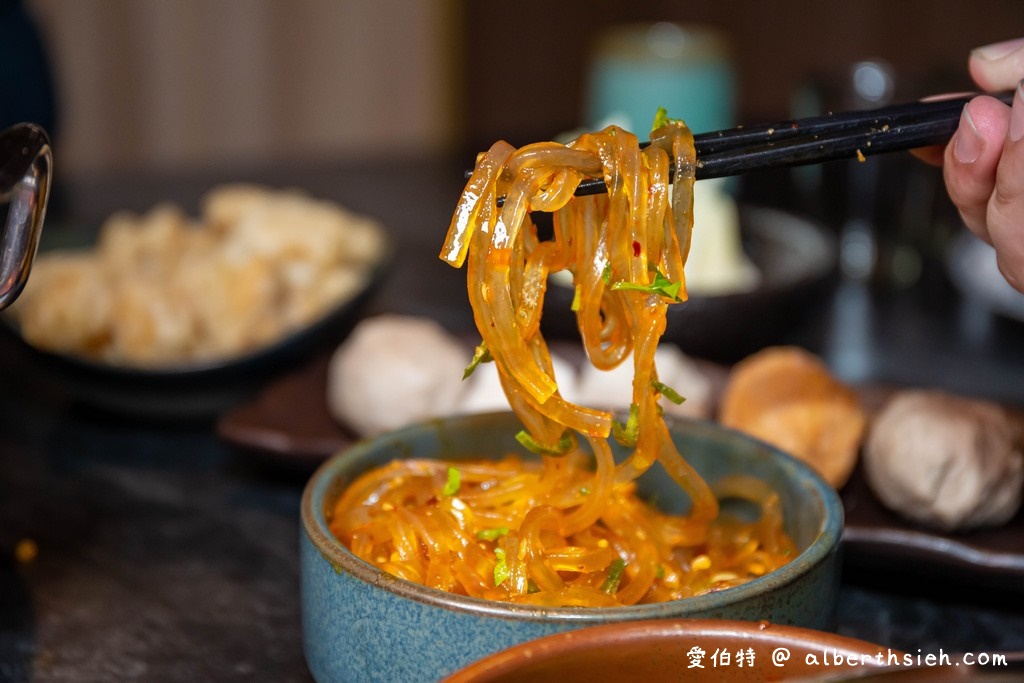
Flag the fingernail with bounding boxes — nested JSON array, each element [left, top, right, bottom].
[[1010, 80, 1024, 142], [996, 255, 1024, 294], [954, 107, 983, 163], [972, 37, 1024, 61]]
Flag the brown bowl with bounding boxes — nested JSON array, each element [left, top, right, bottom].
[[443, 618, 893, 683]]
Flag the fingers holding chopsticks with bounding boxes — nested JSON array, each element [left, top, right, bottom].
[[976, 84, 1024, 293], [929, 38, 1024, 293], [948, 39, 1024, 292], [943, 94, 1012, 243]]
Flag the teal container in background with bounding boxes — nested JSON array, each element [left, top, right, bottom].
[[585, 22, 735, 136]]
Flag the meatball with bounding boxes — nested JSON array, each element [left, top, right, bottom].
[[327, 315, 469, 436], [864, 390, 1024, 532]]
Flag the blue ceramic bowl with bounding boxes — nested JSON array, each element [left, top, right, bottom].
[[300, 412, 843, 683]]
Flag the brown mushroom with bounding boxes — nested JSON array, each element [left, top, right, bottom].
[[719, 346, 866, 489]]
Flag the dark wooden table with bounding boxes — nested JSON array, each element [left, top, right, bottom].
[[2, 155, 1023, 682]]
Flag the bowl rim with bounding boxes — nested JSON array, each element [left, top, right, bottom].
[[442, 617, 892, 682], [301, 411, 844, 623]]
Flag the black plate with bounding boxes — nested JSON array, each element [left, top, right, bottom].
[[541, 206, 839, 364], [842, 462, 1024, 596], [0, 232, 390, 419], [839, 384, 1024, 596]]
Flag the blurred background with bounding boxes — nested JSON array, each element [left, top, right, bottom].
[[8, 0, 1023, 176], [3, 8, 1024, 676], [5, 0, 1023, 372]]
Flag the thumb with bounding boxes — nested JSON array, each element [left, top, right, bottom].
[[969, 38, 1024, 91]]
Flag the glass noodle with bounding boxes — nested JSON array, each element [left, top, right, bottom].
[[330, 121, 795, 606]]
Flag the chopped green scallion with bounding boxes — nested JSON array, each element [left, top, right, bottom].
[[611, 404, 639, 448], [493, 548, 510, 586], [463, 342, 492, 380], [442, 467, 461, 496], [516, 429, 573, 456], [651, 379, 686, 405], [651, 107, 684, 131], [600, 558, 627, 594], [610, 269, 682, 302], [476, 527, 510, 542]]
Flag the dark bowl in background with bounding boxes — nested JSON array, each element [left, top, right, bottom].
[[0, 235, 390, 420], [541, 206, 838, 364]]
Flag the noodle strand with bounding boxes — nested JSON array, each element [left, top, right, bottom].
[[333, 121, 794, 607]]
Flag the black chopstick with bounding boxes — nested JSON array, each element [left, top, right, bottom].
[[472, 90, 1014, 203], [570, 90, 1013, 195], [695, 115, 969, 179], [690, 92, 999, 156]]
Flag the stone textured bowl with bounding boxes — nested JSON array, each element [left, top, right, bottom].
[[300, 412, 843, 683]]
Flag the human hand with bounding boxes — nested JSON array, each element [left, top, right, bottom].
[[920, 38, 1024, 292]]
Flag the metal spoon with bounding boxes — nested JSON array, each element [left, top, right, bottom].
[[0, 122, 52, 310]]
